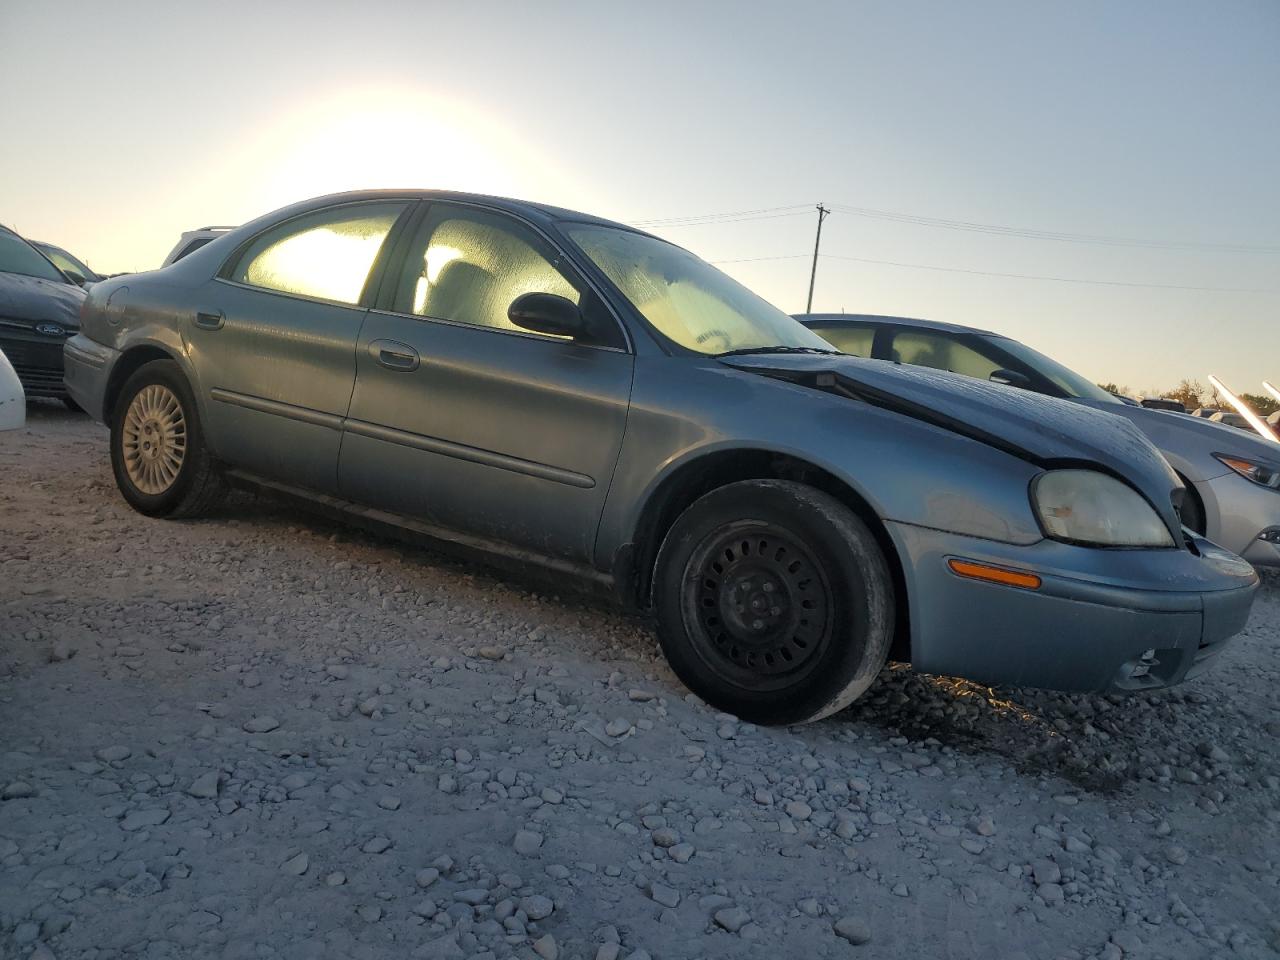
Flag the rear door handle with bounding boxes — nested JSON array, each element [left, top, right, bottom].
[[194, 311, 224, 330], [370, 339, 420, 372]]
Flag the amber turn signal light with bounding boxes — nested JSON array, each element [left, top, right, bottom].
[[947, 559, 1042, 590]]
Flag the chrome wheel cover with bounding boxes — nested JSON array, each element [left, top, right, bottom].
[[122, 384, 186, 495]]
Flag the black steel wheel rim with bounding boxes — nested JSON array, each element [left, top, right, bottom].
[[682, 522, 834, 687]]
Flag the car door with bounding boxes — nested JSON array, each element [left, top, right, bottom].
[[189, 199, 411, 492], [339, 201, 634, 565]]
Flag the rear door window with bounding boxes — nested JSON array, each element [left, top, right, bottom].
[[228, 201, 407, 305]]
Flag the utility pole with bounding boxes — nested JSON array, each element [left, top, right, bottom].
[[805, 204, 830, 313]]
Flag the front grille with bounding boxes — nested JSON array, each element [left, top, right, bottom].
[[12, 362, 66, 397], [1, 331, 68, 398]]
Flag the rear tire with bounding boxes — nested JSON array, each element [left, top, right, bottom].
[[653, 480, 894, 725], [110, 359, 225, 518]]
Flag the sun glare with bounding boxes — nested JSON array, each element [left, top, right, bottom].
[[237, 87, 567, 213]]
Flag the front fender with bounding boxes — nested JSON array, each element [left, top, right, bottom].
[[595, 358, 1045, 572]]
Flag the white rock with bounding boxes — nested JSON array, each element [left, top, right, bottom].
[[648, 881, 680, 908], [282, 852, 309, 875], [1032, 859, 1061, 885], [521, 895, 554, 920], [833, 916, 872, 945], [514, 829, 544, 856], [784, 800, 812, 821], [714, 906, 751, 932], [605, 718, 630, 738], [186, 771, 220, 799], [1038, 882, 1064, 904], [669, 843, 695, 863], [651, 827, 679, 848]]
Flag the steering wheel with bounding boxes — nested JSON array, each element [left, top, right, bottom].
[[696, 329, 732, 352]]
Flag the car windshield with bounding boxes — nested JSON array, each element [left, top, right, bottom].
[[0, 230, 67, 283], [38, 244, 94, 280], [565, 224, 833, 355], [985, 335, 1118, 404]]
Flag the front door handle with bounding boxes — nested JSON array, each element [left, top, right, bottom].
[[194, 311, 225, 330], [370, 339, 419, 372]]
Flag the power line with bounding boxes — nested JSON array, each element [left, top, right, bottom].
[[710, 254, 810, 264], [818, 252, 1277, 293], [826, 204, 1280, 254], [639, 210, 814, 228], [629, 202, 1278, 253], [707, 251, 1276, 293], [631, 204, 810, 226]]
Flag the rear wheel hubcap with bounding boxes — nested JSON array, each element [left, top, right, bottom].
[[122, 384, 186, 495]]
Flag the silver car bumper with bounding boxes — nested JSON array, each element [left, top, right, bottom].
[[63, 334, 118, 422]]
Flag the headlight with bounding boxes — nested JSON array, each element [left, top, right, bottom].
[[1032, 470, 1174, 547], [1215, 454, 1280, 491]]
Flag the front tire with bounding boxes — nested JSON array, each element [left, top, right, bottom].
[[653, 480, 894, 725], [110, 359, 225, 518]]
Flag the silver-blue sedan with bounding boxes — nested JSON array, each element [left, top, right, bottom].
[[64, 191, 1258, 724]]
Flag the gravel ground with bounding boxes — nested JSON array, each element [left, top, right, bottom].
[[2, 404, 1278, 960]]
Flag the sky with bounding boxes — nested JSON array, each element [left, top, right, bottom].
[[2, 0, 1276, 395]]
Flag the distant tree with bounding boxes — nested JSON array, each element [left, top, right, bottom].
[[1241, 392, 1280, 417], [1097, 382, 1123, 395], [1164, 379, 1210, 410]]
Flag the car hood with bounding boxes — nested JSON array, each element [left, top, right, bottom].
[[0, 271, 85, 328], [723, 353, 1183, 527], [1081, 401, 1280, 468]]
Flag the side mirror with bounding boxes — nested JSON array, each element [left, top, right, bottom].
[[508, 292, 587, 339], [989, 368, 1031, 389]]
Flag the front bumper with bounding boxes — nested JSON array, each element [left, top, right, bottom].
[[0, 328, 72, 399], [1195, 472, 1280, 569], [63, 334, 118, 421], [890, 522, 1259, 693]]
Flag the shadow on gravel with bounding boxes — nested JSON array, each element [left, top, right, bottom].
[[219, 488, 644, 622], [23, 398, 92, 421], [833, 660, 1237, 795]]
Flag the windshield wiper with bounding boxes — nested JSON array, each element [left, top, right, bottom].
[[715, 345, 841, 358]]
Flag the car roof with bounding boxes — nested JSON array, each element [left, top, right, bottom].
[[256, 189, 648, 236], [794, 312, 999, 338]]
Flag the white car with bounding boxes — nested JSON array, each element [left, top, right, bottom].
[[0, 348, 25, 430], [161, 226, 235, 267]]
